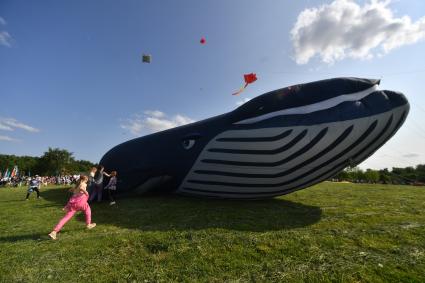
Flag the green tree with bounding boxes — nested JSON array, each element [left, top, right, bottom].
[[334, 169, 350, 181], [344, 166, 364, 182], [416, 164, 425, 182], [1, 150, 95, 177], [37, 147, 75, 175], [378, 168, 392, 184], [364, 169, 379, 183]]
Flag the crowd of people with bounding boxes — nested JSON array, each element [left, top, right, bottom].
[[0, 175, 81, 187]]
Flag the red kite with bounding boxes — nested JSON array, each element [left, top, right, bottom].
[[200, 37, 206, 45], [232, 73, 257, 95]]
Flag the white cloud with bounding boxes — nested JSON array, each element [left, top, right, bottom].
[[0, 135, 20, 142], [0, 123, 13, 131], [0, 118, 39, 132], [173, 114, 194, 125], [402, 153, 420, 158], [0, 16, 12, 47], [120, 116, 144, 136], [120, 110, 196, 136], [291, 0, 425, 64], [0, 31, 12, 47], [0, 118, 38, 142], [143, 110, 165, 118], [236, 97, 252, 107]]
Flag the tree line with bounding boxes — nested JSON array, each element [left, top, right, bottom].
[[0, 148, 95, 176], [333, 165, 425, 185]]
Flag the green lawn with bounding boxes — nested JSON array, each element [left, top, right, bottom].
[[0, 182, 424, 282]]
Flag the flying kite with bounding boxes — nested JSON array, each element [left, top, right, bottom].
[[232, 73, 257, 95], [142, 54, 151, 63], [200, 37, 206, 45], [100, 77, 409, 199]]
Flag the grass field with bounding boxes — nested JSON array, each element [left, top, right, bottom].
[[1, 182, 425, 282]]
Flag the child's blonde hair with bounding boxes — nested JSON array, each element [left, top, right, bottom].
[[70, 175, 89, 193]]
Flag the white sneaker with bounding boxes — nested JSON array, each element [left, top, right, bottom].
[[110, 201, 116, 205], [48, 231, 57, 240], [86, 223, 96, 229]]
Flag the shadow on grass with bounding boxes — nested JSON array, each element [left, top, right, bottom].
[[0, 234, 46, 242], [95, 197, 321, 232], [0, 231, 75, 243], [14, 187, 324, 234]]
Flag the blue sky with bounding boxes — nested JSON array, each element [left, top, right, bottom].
[[1, 0, 425, 169]]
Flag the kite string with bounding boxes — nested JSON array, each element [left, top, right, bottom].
[[232, 83, 249, 96]]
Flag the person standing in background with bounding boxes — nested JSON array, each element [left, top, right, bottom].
[[25, 175, 41, 200], [104, 171, 117, 205], [89, 165, 109, 203], [87, 167, 97, 195]]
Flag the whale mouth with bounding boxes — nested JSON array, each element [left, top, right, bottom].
[[133, 175, 173, 194], [114, 166, 176, 194]]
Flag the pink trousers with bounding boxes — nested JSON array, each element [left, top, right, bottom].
[[53, 206, 91, 232]]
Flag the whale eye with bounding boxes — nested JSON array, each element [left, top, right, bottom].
[[181, 133, 201, 150], [182, 139, 196, 150]]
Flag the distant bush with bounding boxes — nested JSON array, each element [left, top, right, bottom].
[[332, 164, 425, 185]]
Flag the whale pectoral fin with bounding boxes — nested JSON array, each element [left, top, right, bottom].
[[133, 175, 173, 195]]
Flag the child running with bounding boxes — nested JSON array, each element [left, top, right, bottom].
[[48, 175, 96, 240]]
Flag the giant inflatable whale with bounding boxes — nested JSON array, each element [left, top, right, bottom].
[[100, 77, 409, 199]]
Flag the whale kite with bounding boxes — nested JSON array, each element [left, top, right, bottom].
[[100, 77, 409, 199]]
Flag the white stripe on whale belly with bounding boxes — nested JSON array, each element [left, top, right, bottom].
[[207, 128, 301, 151], [178, 106, 405, 197], [199, 118, 363, 166], [235, 85, 378, 125], [216, 127, 292, 139]]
